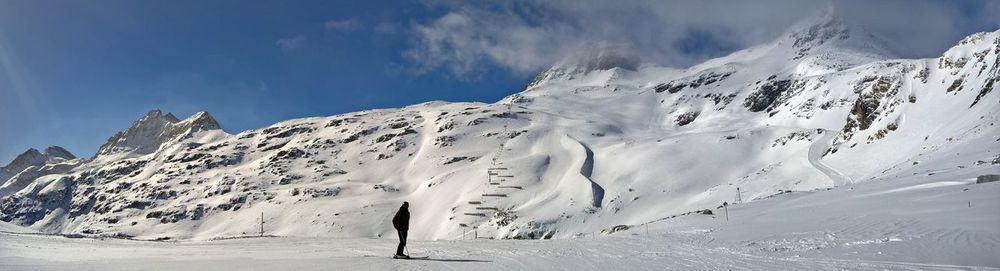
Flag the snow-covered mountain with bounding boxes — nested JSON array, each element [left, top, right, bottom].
[[1, 16, 997, 241], [0, 147, 80, 199], [1, 147, 76, 181], [96, 109, 222, 157]]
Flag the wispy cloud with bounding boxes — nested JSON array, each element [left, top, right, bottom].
[[374, 22, 398, 34], [405, 0, 1000, 76], [276, 35, 306, 52], [324, 18, 361, 31]]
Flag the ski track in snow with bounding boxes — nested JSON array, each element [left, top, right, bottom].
[[809, 130, 853, 186], [871, 181, 969, 196]]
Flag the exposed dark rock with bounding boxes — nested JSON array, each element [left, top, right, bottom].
[[272, 148, 306, 161], [744, 79, 793, 112], [675, 112, 700, 126], [340, 127, 378, 144], [375, 128, 417, 144], [443, 156, 476, 165], [372, 184, 399, 192], [971, 77, 996, 107], [299, 187, 342, 198], [434, 136, 456, 147], [467, 118, 488, 126], [946, 78, 964, 93], [654, 82, 687, 93], [190, 205, 205, 220], [602, 224, 630, 235], [437, 121, 456, 132], [655, 70, 734, 94], [387, 122, 409, 129], [263, 126, 315, 140]]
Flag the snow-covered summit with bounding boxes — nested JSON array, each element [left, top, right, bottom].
[[525, 11, 897, 93], [4, 147, 74, 167], [0, 146, 80, 199], [96, 109, 222, 157], [525, 42, 641, 90], [0, 147, 76, 181], [940, 29, 1000, 69], [42, 146, 76, 161], [682, 12, 894, 80], [781, 11, 895, 59]]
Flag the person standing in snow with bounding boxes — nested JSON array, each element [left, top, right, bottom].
[[392, 202, 410, 258]]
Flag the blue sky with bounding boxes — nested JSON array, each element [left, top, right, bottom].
[[1, 0, 998, 164], [0, 1, 527, 162]]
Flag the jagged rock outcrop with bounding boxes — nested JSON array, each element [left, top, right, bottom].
[[96, 110, 221, 157]]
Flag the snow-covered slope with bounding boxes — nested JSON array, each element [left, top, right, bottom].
[[1, 17, 997, 241], [2, 173, 997, 269]]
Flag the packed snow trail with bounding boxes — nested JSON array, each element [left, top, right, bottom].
[[2, 234, 993, 271], [809, 130, 853, 186]]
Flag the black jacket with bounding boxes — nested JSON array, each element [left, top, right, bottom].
[[392, 206, 409, 232]]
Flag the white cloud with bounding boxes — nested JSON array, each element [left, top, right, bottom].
[[406, 0, 1000, 76], [406, 11, 577, 75], [276, 35, 306, 52], [324, 19, 361, 31]]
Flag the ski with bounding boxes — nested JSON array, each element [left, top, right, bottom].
[[392, 255, 429, 259]]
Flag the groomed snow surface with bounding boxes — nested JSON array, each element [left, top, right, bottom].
[[3, 173, 997, 270]]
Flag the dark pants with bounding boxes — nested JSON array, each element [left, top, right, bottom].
[[396, 229, 407, 255]]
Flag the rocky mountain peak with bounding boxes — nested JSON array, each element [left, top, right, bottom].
[[523, 42, 639, 90], [164, 112, 181, 123], [43, 146, 76, 160], [4, 148, 44, 168], [787, 14, 850, 49], [778, 10, 895, 61], [96, 110, 223, 157], [562, 42, 640, 72], [0, 146, 77, 182], [941, 29, 1000, 59], [184, 111, 222, 131]]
